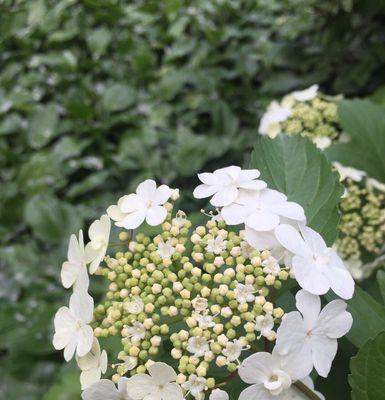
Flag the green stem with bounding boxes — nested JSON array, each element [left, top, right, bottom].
[[293, 381, 323, 400]]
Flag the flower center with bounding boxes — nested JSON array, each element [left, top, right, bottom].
[[75, 319, 83, 331], [146, 200, 153, 209]]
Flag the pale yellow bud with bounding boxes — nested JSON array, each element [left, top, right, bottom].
[[175, 244, 185, 253], [112, 373, 120, 383], [221, 307, 233, 318], [204, 351, 215, 362], [265, 274, 275, 285], [251, 256, 262, 267], [273, 307, 284, 319], [218, 284, 228, 296], [162, 222, 172, 231], [163, 258, 172, 267], [191, 234, 201, 244], [153, 236, 162, 245], [176, 374, 187, 384], [152, 283, 162, 294], [146, 263, 156, 273], [171, 348, 182, 359], [200, 287, 211, 298], [211, 304, 221, 314], [213, 324, 224, 335], [230, 246, 241, 257], [196, 366, 207, 377], [170, 226, 179, 236], [132, 269, 141, 279], [186, 317, 197, 328], [168, 306, 178, 316], [128, 241, 137, 252], [150, 336, 161, 347], [217, 334, 229, 346], [244, 322, 255, 333], [263, 302, 274, 314], [173, 282, 183, 293], [261, 250, 271, 260], [192, 267, 202, 277], [245, 275, 255, 285], [255, 295, 266, 305], [180, 289, 191, 299], [196, 226, 206, 236], [236, 264, 245, 273], [216, 356, 227, 367], [179, 330, 189, 341], [193, 253, 204, 263], [223, 268, 235, 278], [143, 318, 154, 329], [266, 331, 276, 341], [214, 273, 223, 283], [145, 303, 155, 313]]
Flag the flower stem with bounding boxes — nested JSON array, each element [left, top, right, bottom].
[[293, 381, 323, 400]]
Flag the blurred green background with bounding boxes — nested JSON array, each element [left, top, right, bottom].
[[1, 0, 385, 398]]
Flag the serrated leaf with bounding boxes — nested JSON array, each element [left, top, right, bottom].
[[28, 105, 59, 149], [326, 99, 385, 182], [349, 332, 385, 400], [251, 135, 344, 245]]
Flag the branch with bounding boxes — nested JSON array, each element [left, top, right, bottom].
[[293, 381, 323, 400]]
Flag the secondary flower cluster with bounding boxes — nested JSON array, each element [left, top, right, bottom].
[[53, 166, 355, 400]]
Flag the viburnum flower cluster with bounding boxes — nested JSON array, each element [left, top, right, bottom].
[[53, 166, 355, 400]]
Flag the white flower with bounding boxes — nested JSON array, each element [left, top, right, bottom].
[[222, 339, 244, 362], [113, 356, 138, 374], [275, 289, 353, 379], [367, 177, 385, 193], [182, 374, 207, 398], [195, 312, 215, 329], [193, 166, 267, 207], [125, 362, 183, 400], [287, 376, 325, 400], [262, 256, 281, 276], [206, 235, 228, 254], [191, 296, 209, 312], [238, 352, 292, 400], [120, 179, 173, 229], [187, 336, 210, 358], [274, 224, 355, 299], [291, 84, 319, 102], [313, 137, 332, 150], [254, 314, 274, 338], [77, 338, 108, 389], [333, 162, 365, 182], [81, 378, 132, 400], [61, 230, 89, 291], [107, 195, 129, 227], [85, 214, 111, 274], [222, 189, 305, 232], [235, 283, 255, 304], [259, 101, 292, 138], [209, 389, 229, 400], [126, 321, 146, 342], [156, 239, 176, 260], [53, 291, 94, 361], [240, 240, 254, 259], [124, 297, 144, 315]]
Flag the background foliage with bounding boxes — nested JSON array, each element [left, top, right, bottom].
[[1, 0, 385, 398]]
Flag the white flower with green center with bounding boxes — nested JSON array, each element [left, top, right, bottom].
[[193, 166, 267, 207], [124, 297, 144, 315], [120, 179, 173, 229], [77, 337, 108, 389], [61, 229, 89, 291], [222, 189, 305, 232], [209, 389, 229, 400], [195, 311, 215, 329], [235, 283, 255, 304], [81, 378, 132, 400], [126, 321, 146, 342], [53, 291, 94, 361], [187, 336, 209, 358], [238, 352, 292, 399], [275, 289, 353, 379], [156, 239, 176, 260], [182, 374, 207, 398], [125, 362, 183, 400], [275, 224, 355, 299], [222, 339, 245, 362], [205, 235, 227, 254], [85, 214, 111, 274], [254, 314, 274, 338]]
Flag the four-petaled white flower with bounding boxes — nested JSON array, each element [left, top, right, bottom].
[[125, 362, 183, 400], [156, 239, 176, 260], [291, 84, 319, 102], [275, 289, 353, 379], [120, 179, 173, 229], [81, 378, 132, 400], [77, 338, 108, 389], [53, 291, 94, 361], [85, 214, 111, 274], [262, 256, 281, 276], [259, 100, 292, 138], [235, 283, 255, 304], [195, 312, 215, 329], [187, 336, 209, 358], [254, 314, 274, 338], [222, 339, 245, 362], [275, 224, 355, 299], [205, 235, 228, 255], [209, 389, 229, 400], [126, 321, 146, 342], [182, 374, 207, 398], [193, 166, 267, 207], [222, 189, 305, 232], [238, 352, 292, 400], [124, 297, 144, 315], [61, 230, 89, 291]]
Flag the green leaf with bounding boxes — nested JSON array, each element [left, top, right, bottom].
[[43, 372, 81, 400], [28, 105, 59, 149], [349, 332, 385, 400], [377, 270, 385, 304], [250, 135, 344, 245], [101, 84, 136, 112], [86, 27, 112, 59], [326, 286, 385, 348], [24, 194, 82, 243], [326, 99, 385, 182]]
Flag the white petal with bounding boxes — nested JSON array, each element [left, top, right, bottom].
[[81, 380, 121, 400], [81, 368, 102, 390], [314, 300, 352, 339], [121, 194, 143, 213], [54, 306, 75, 333], [275, 312, 307, 356], [197, 172, 217, 185], [245, 210, 280, 231], [70, 291, 94, 322], [136, 179, 157, 201], [67, 233, 82, 262], [64, 335, 77, 361], [100, 350, 108, 373], [53, 331, 70, 350], [237, 180, 267, 190], [210, 186, 239, 207], [278, 339, 313, 381], [160, 383, 183, 400], [121, 210, 147, 229], [149, 362, 177, 384], [239, 384, 272, 400], [272, 201, 305, 221], [154, 185, 173, 204], [260, 188, 287, 204], [73, 266, 90, 292], [221, 204, 249, 225], [77, 337, 100, 370], [222, 165, 241, 180], [238, 169, 261, 181], [146, 206, 167, 226], [125, 374, 156, 399], [327, 251, 355, 300], [193, 184, 219, 199], [61, 261, 81, 289], [238, 352, 273, 384], [274, 224, 311, 257], [245, 227, 279, 250], [77, 325, 94, 357], [107, 204, 125, 222], [292, 256, 330, 295], [117, 377, 129, 394], [300, 226, 327, 254], [310, 335, 337, 377], [209, 389, 229, 400], [295, 290, 321, 330]]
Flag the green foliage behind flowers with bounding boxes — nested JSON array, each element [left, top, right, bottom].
[[1, 0, 385, 398]]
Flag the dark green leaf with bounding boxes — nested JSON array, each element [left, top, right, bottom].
[[28, 105, 59, 149], [101, 84, 136, 112]]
